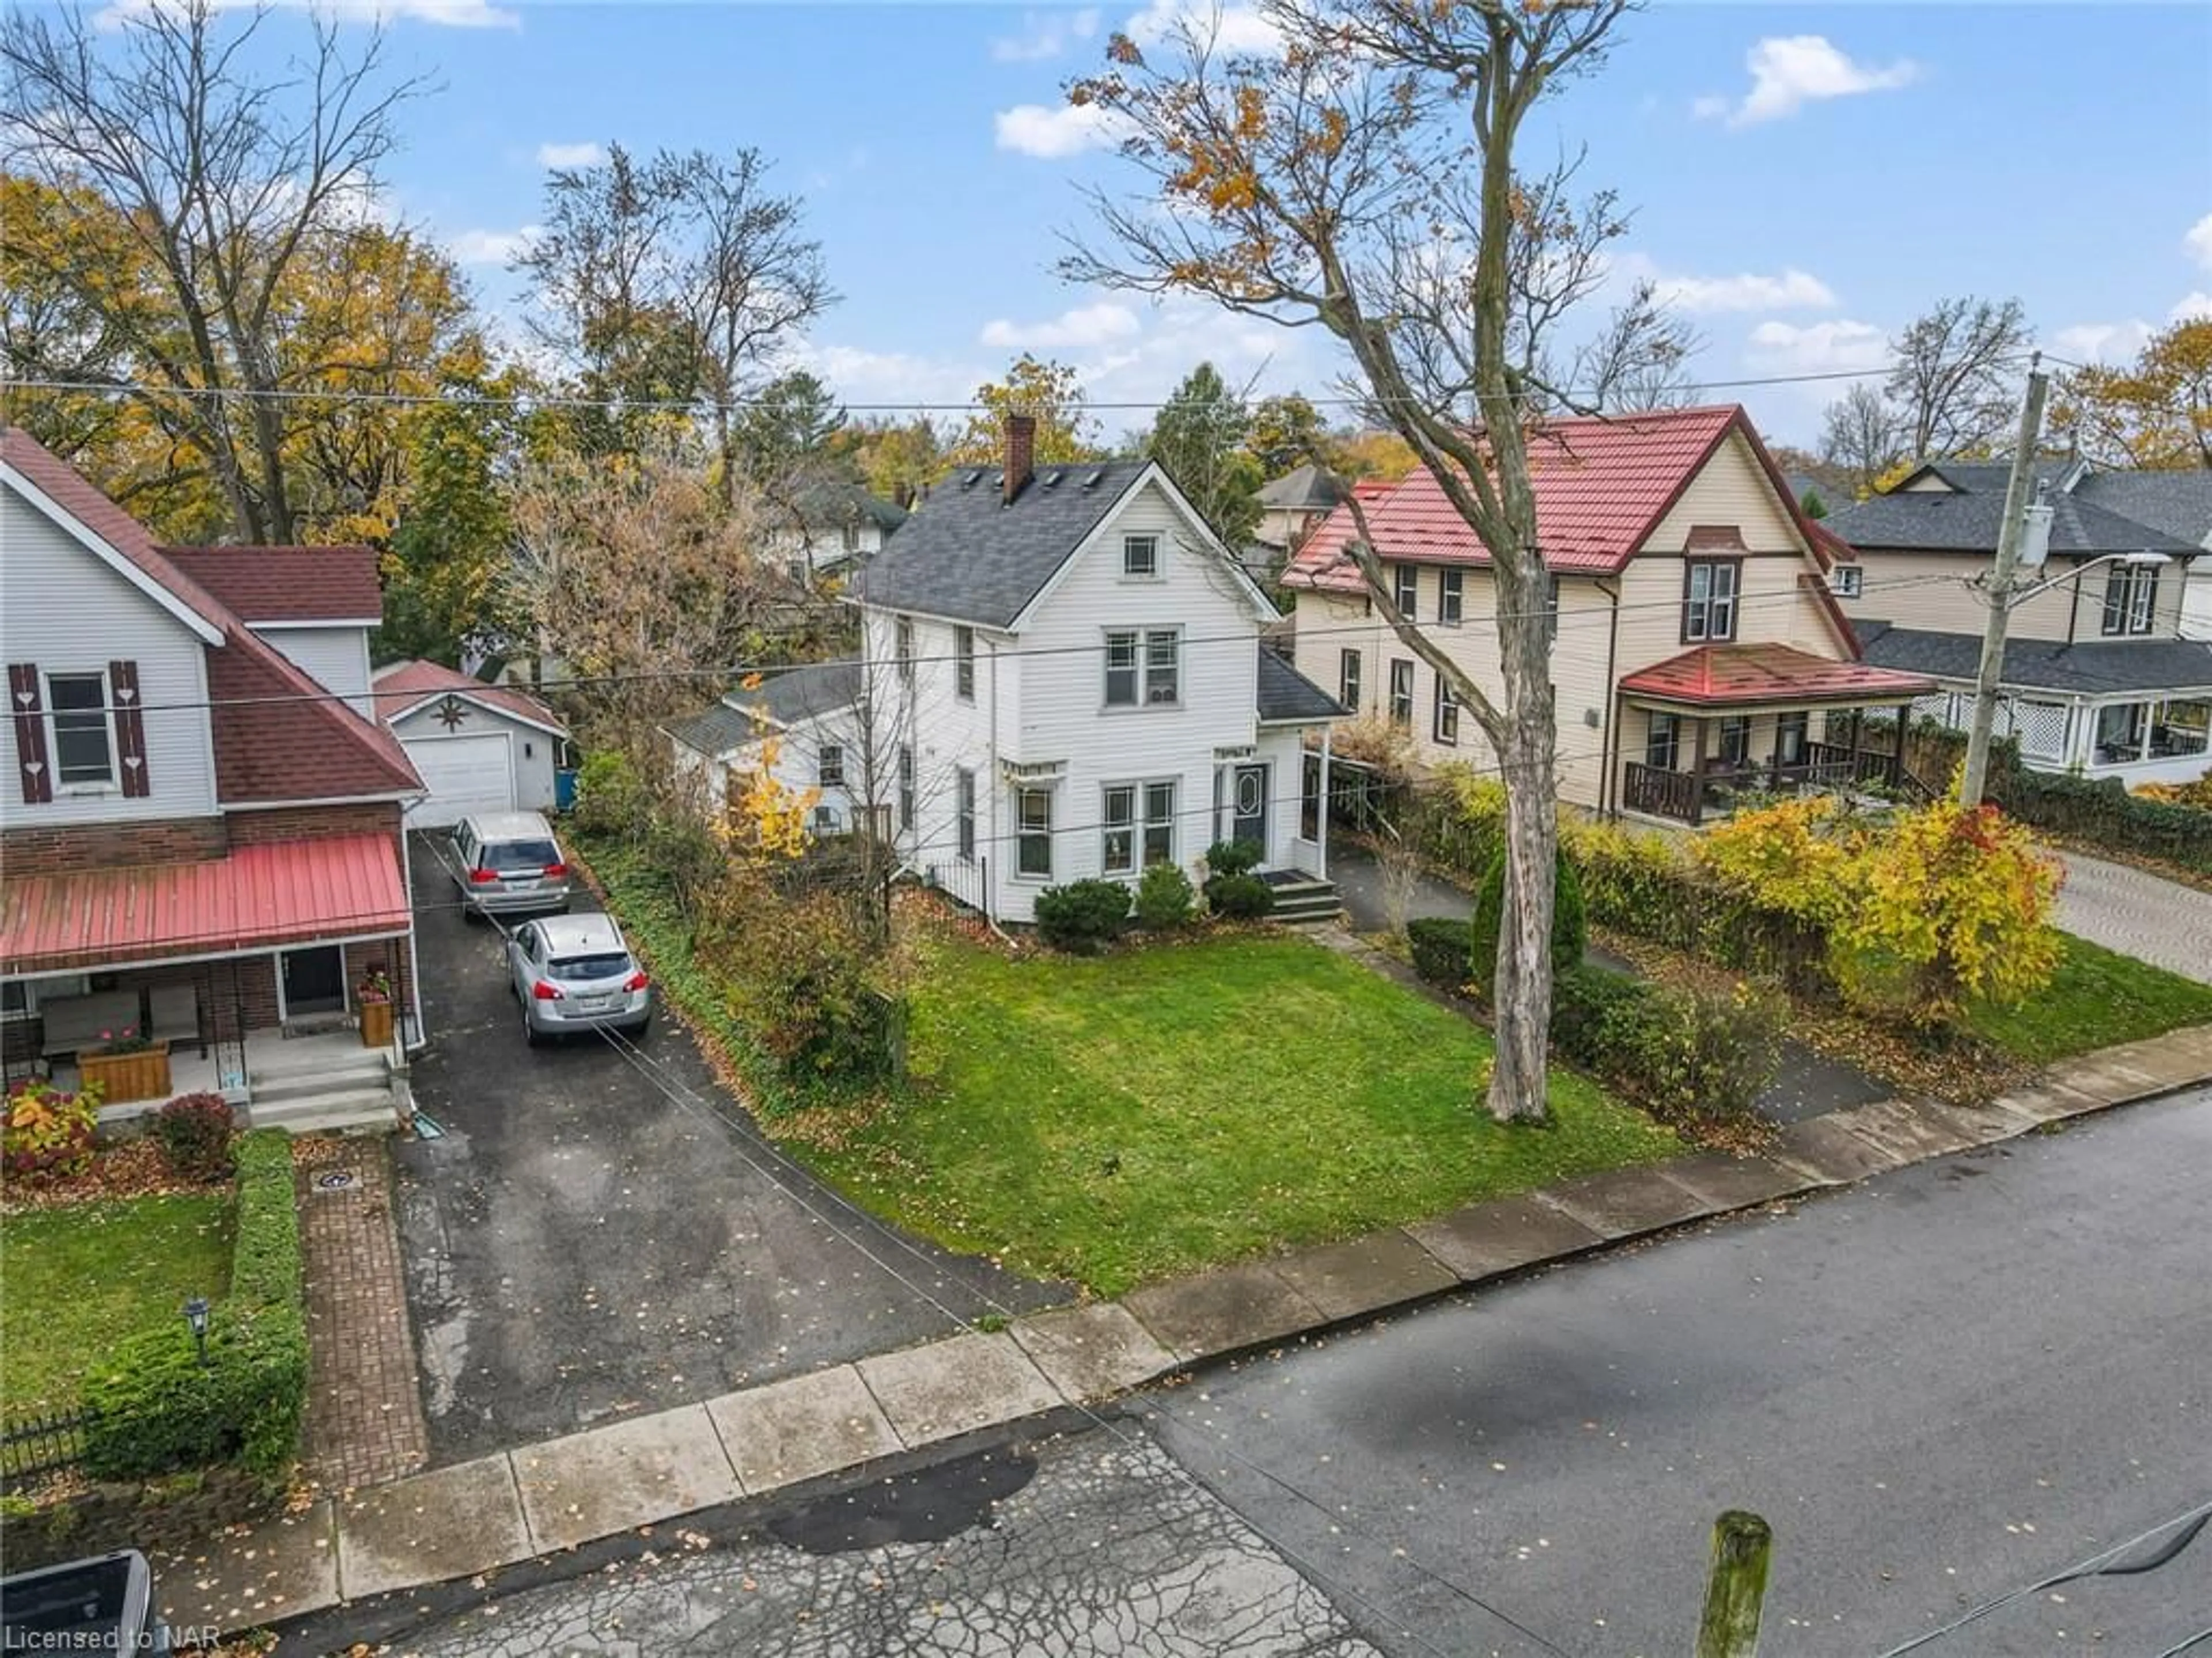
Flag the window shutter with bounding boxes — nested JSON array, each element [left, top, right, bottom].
[[8, 663, 52, 804], [109, 659, 151, 798]]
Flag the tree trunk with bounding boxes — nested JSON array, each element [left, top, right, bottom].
[[1488, 551, 1557, 1124]]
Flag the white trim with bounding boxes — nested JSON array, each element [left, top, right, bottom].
[[249, 616, 381, 631], [382, 690, 569, 740], [399, 729, 518, 825], [225, 790, 419, 811], [6, 926, 407, 984], [1, 463, 226, 643]]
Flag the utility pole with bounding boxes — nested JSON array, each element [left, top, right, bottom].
[[1959, 357, 2050, 809], [1695, 1511, 1773, 1658]]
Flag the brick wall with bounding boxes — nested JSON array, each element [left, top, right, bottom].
[[340, 938, 411, 1031], [0, 815, 228, 876], [224, 800, 402, 847]]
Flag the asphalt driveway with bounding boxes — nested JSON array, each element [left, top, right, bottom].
[[393, 833, 1068, 1465]]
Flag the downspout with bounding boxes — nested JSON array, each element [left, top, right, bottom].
[[984, 636, 1013, 942], [1597, 575, 1622, 817], [1317, 725, 1332, 881], [399, 822, 428, 1056]]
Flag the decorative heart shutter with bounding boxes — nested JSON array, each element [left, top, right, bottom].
[[109, 659, 151, 798], [8, 664, 52, 804]]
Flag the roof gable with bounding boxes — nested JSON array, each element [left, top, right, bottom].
[[371, 659, 566, 735], [164, 545, 382, 624]]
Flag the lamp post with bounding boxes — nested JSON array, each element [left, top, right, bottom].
[[183, 1296, 210, 1367]]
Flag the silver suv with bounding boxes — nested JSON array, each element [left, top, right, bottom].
[[509, 912, 652, 1045], [452, 811, 573, 918]]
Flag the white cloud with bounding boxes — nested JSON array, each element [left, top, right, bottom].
[[1124, 0, 1282, 55], [1745, 318, 1889, 374], [448, 225, 536, 265], [993, 101, 1132, 158], [535, 141, 604, 169], [2173, 291, 2212, 323], [1697, 36, 1920, 128], [2052, 320, 2154, 365], [980, 303, 1142, 351], [1615, 255, 1835, 313], [797, 343, 986, 413], [2186, 213, 2212, 272], [97, 0, 516, 29], [991, 7, 1100, 62]]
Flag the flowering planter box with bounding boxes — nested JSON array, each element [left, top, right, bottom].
[[358, 1000, 395, 1049], [79, 1045, 171, 1106]]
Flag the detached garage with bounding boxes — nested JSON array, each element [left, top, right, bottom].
[[373, 660, 571, 829]]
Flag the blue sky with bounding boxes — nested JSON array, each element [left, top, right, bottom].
[[261, 1, 2212, 446]]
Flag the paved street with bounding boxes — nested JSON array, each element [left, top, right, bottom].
[[394, 835, 1066, 1463], [2052, 848, 2212, 985], [1150, 1087, 2212, 1657]]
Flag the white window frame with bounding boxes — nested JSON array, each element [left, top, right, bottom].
[[1102, 779, 1176, 875], [2102, 566, 2158, 637], [46, 669, 116, 788], [955, 767, 976, 863], [1123, 534, 1160, 578], [897, 744, 915, 832], [1832, 565, 1863, 600], [1392, 564, 1418, 621], [1142, 780, 1176, 867], [1143, 629, 1180, 705], [1339, 648, 1362, 711], [1684, 560, 1740, 643], [1438, 568, 1464, 626], [817, 743, 845, 788], [1014, 785, 1054, 880], [954, 625, 976, 701], [1388, 659, 1414, 726], [895, 615, 916, 683], [1433, 676, 1460, 746], [1107, 628, 1180, 708]]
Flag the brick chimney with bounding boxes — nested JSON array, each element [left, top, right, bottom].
[[1003, 413, 1036, 506]]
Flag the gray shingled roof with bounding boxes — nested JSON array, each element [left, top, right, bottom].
[[1257, 463, 1342, 512], [849, 461, 1152, 628], [1856, 621, 2212, 696], [1256, 647, 1348, 722], [2075, 472, 2212, 548], [786, 479, 908, 533], [666, 659, 862, 756], [1827, 487, 2202, 556]]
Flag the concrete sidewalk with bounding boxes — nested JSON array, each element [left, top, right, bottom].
[[158, 1020, 2212, 1638]]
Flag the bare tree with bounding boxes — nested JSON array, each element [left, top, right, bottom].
[[1884, 295, 2033, 461], [1065, 0, 1633, 1123], [1818, 380, 1904, 496], [3, 0, 428, 543], [515, 144, 835, 494], [1565, 280, 1704, 413]]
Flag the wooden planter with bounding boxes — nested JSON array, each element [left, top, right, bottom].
[[80, 1045, 172, 1105], [358, 1000, 395, 1049]]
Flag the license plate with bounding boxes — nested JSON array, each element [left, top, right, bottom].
[[578, 994, 615, 1012], [505, 878, 538, 890]]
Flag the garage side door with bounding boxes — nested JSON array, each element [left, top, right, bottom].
[[404, 733, 515, 829]]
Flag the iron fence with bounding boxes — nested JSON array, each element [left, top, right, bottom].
[[1, 1403, 99, 1484]]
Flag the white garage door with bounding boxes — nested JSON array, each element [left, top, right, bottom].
[[404, 733, 515, 829]]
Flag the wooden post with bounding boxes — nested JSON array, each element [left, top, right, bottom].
[[1696, 1510, 1772, 1658], [1689, 717, 1710, 825]]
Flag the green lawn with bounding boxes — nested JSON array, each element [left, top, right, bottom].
[[804, 932, 1679, 1296], [1, 1194, 235, 1413], [1967, 932, 2212, 1064]]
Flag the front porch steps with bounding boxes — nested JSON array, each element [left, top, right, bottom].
[[1263, 872, 1344, 926], [247, 1041, 406, 1135]]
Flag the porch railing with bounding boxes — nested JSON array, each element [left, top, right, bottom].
[[1795, 741, 1902, 790], [1622, 761, 1702, 824]]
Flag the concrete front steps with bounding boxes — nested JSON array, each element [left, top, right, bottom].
[[246, 1039, 406, 1135], [1264, 873, 1343, 925]]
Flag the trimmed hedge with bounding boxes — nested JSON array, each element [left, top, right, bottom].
[[1407, 917, 1475, 988], [81, 1130, 306, 1481], [1551, 963, 1783, 1126], [1134, 863, 1196, 929], [1999, 768, 2212, 875], [1206, 872, 1274, 920], [1467, 849, 1586, 999], [1035, 879, 1133, 953]]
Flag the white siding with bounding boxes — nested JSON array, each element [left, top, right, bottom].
[[0, 483, 218, 827], [392, 701, 559, 818], [255, 624, 372, 716]]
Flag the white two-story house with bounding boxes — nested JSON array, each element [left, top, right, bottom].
[[744, 415, 1344, 925], [1, 428, 425, 1130]]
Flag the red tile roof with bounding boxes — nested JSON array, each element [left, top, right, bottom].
[[1, 833, 410, 975], [1285, 405, 1832, 591], [163, 545, 382, 623], [1618, 644, 1936, 708], [370, 659, 566, 734], [1, 427, 420, 805]]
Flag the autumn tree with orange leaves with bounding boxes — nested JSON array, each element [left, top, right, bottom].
[[1065, 0, 1637, 1123]]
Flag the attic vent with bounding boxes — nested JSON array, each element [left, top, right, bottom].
[[962, 470, 985, 488], [1082, 469, 1107, 491], [1043, 470, 1064, 488]]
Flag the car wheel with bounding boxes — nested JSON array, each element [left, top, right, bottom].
[[522, 1003, 544, 1048]]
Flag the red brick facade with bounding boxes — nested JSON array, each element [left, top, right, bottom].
[[225, 800, 404, 847], [1, 816, 229, 877]]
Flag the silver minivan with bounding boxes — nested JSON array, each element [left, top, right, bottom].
[[451, 811, 574, 918], [508, 912, 652, 1044]]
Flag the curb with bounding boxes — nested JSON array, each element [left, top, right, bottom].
[[159, 1020, 2212, 1639]]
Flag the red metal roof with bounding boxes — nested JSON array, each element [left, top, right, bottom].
[[1284, 405, 1831, 591], [370, 659, 565, 734], [163, 545, 383, 623], [1618, 644, 1937, 708], [1, 834, 410, 975], [1, 428, 419, 805]]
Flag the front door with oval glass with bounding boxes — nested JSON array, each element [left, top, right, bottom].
[[1232, 762, 1269, 856]]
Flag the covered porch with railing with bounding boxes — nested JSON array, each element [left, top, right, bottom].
[[1613, 644, 1938, 828]]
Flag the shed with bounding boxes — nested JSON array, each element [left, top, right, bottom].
[[372, 660, 569, 828]]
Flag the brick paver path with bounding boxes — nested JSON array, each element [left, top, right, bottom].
[[2052, 849, 2212, 986], [294, 1139, 430, 1491]]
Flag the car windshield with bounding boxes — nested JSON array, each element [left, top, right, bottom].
[[483, 839, 561, 871], [546, 951, 630, 983]]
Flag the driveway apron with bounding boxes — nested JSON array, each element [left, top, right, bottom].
[[395, 834, 1069, 1464], [2051, 848, 2212, 985]]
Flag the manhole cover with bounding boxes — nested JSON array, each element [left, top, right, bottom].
[[313, 1170, 361, 1193]]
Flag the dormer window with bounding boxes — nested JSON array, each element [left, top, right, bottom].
[[1832, 566, 1863, 600], [1123, 534, 1159, 578]]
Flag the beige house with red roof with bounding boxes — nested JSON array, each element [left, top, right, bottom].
[[1284, 405, 1937, 826], [1, 428, 425, 1130]]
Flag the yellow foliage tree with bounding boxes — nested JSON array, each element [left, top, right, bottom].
[[722, 733, 820, 863], [2055, 318, 2212, 471]]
